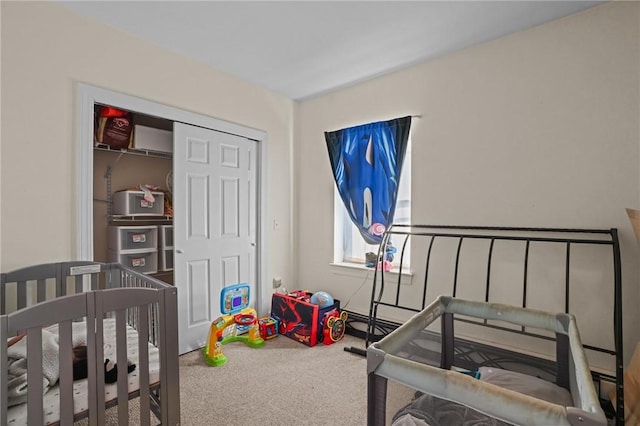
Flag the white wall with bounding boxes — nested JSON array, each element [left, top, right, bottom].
[[0, 2, 294, 313], [294, 2, 640, 365]]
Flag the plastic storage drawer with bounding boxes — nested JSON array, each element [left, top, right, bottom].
[[159, 248, 174, 271], [158, 225, 173, 248], [108, 249, 158, 274], [108, 226, 158, 251], [112, 190, 165, 216]]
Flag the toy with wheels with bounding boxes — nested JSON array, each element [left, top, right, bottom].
[[322, 310, 348, 345], [203, 283, 265, 367]]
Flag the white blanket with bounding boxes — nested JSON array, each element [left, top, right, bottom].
[[7, 319, 160, 425], [6, 323, 87, 407]]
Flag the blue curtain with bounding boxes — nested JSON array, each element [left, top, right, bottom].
[[325, 116, 411, 245]]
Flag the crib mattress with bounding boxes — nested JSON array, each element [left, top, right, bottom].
[[6, 318, 160, 425]]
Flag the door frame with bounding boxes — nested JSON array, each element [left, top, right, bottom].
[[75, 82, 268, 312]]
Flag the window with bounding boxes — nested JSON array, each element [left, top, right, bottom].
[[333, 141, 411, 268]]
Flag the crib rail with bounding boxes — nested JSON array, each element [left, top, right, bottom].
[[0, 261, 180, 426]]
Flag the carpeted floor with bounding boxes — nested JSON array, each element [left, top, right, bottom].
[[178, 333, 370, 425], [78, 333, 414, 425]]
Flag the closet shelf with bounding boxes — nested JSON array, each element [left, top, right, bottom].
[[94, 143, 172, 160], [110, 215, 173, 224]]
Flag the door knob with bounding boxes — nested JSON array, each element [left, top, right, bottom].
[[251, 243, 256, 247], [176, 249, 184, 254]]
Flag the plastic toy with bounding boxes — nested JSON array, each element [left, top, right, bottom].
[[287, 290, 311, 302], [271, 291, 341, 346], [322, 310, 348, 345], [258, 317, 279, 340], [310, 291, 334, 308], [203, 283, 264, 367]]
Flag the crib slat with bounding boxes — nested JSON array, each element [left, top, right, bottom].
[[158, 288, 169, 423], [91, 291, 103, 426], [17, 281, 27, 310], [58, 320, 74, 425], [0, 275, 5, 315], [76, 274, 83, 295], [161, 287, 181, 425], [36, 278, 46, 303], [116, 309, 129, 425], [57, 263, 66, 298], [91, 272, 99, 291], [0, 316, 8, 422], [152, 303, 158, 347], [26, 327, 44, 425], [138, 307, 150, 424]]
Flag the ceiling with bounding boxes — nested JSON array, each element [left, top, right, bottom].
[[60, 1, 605, 101]]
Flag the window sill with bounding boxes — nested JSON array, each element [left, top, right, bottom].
[[329, 262, 413, 285]]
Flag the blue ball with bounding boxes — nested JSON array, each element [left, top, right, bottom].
[[310, 291, 334, 308]]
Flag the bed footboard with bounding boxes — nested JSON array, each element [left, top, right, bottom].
[[353, 225, 623, 424], [0, 261, 180, 426]]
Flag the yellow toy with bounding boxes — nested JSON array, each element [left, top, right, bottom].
[[203, 283, 264, 367]]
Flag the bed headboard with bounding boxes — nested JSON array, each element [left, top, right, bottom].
[[364, 224, 623, 423]]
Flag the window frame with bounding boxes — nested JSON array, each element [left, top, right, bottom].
[[332, 140, 412, 270]]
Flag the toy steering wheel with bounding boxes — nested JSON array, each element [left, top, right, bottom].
[[234, 313, 256, 325], [327, 311, 348, 342]]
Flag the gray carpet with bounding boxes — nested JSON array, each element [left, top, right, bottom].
[[81, 333, 416, 425], [178, 333, 369, 425]]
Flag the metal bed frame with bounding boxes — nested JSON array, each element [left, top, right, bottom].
[[346, 224, 624, 424]]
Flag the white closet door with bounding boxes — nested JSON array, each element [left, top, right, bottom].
[[173, 122, 257, 354]]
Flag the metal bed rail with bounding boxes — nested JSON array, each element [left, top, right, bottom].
[[359, 224, 623, 424]]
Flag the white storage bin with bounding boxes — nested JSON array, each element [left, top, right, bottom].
[[159, 248, 174, 271], [109, 249, 158, 274], [113, 190, 165, 216], [108, 226, 158, 251], [158, 225, 174, 248], [133, 125, 173, 153]]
